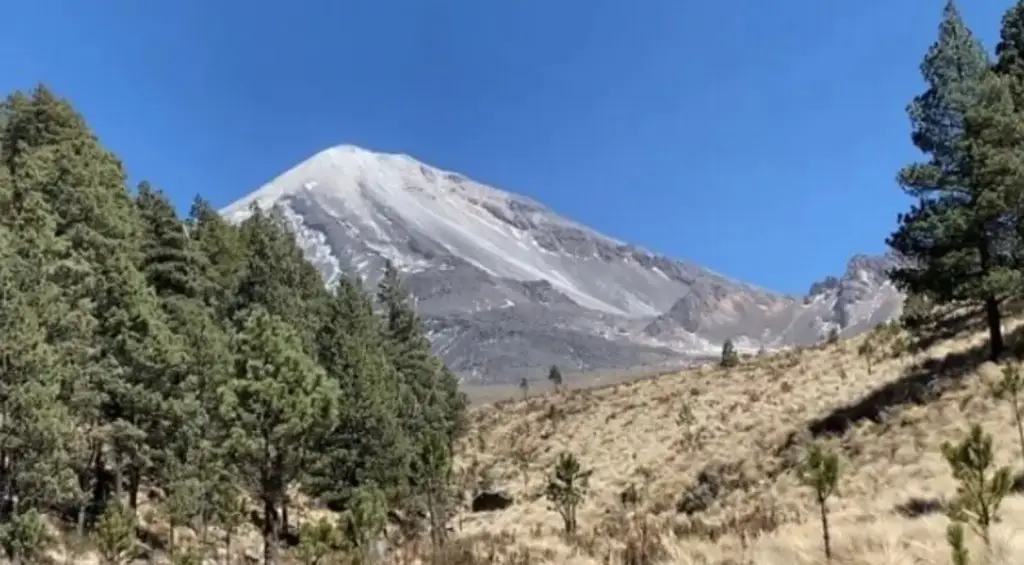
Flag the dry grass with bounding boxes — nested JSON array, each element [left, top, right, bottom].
[[447, 310, 1024, 565]]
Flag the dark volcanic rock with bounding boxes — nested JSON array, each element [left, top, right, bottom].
[[471, 490, 514, 512]]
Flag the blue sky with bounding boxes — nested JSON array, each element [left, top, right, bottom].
[[0, 0, 1011, 294]]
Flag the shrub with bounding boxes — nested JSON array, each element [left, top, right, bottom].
[[545, 452, 592, 535]]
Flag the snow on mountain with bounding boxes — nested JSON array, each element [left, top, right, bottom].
[[220, 145, 904, 383]]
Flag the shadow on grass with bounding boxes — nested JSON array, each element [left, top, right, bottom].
[[781, 322, 1024, 458], [905, 306, 985, 354], [677, 308, 1022, 535], [894, 496, 944, 519]]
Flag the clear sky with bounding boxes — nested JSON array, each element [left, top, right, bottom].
[[0, 0, 1012, 294]]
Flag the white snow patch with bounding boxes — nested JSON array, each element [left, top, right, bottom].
[[221, 144, 650, 316]]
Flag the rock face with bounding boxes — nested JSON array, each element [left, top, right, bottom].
[[221, 145, 903, 384]]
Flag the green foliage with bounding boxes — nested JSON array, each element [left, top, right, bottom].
[[168, 546, 206, 565], [340, 484, 387, 565], [93, 503, 138, 565], [898, 292, 933, 331], [856, 338, 875, 374], [0, 509, 50, 563], [889, 1, 1018, 360], [826, 327, 840, 345], [519, 376, 529, 399], [947, 522, 970, 565], [0, 83, 467, 565], [942, 424, 1013, 548], [548, 364, 563, 389], [296, 517, 346, 565], [545, 452, 592, 535], [222, 306, 338, 562], [798, 442, 840, 563], [720, 339, 739, 368]]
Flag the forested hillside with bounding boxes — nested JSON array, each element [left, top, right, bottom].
[[0, 86, 466, 564]]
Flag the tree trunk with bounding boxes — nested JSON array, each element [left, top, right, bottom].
[[128, 464, 141, 511], [112, 449, 123, 503], [224, 531, 233, 565], [10, 495, 21, 565], [281, 497, 289, 540], [262, 497, 279, 565], [92, 446, 107, 513], [819, 496, 832, 563], [985, 294, 1004, 361]]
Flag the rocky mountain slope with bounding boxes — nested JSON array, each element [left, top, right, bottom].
[[221, 145, 903, 383]]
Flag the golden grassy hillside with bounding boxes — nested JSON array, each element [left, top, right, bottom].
[[447, 310, 1024, 565]]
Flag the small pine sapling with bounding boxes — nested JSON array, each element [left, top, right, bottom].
[[947, 522, 969, 565], [720, 339, 739, 368], [676, 403, 702, 449], [857, 338, 875, 374], [991, 364, 1024, 467], [942, 424, 1013, 549], [0, 509, 50, 565], [798, 442, 840, 563], [826, 327, 840, 345], [545, 452, 592, 535], [519, 376, 529, 400], [510, 439, 538, 491], [93, 502, 139, 565], [341, 484, 387, 565], [296, 517, 346, 565], [548, 364, 563, 391]]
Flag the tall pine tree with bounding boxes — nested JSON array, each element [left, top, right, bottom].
[[888, 0, 1014, 360], [308, 276, 412, 511], [221, 307, 337, 565]]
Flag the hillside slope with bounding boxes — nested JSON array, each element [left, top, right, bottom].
[[221, 145, 903, 383], [449, 308, 1024, 564]]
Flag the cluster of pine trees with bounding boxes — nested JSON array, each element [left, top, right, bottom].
[[890, 0, 1024, 361], [0, 85, 467, 564]]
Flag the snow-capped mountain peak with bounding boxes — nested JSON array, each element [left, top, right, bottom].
[[220, 144, 903, 383]]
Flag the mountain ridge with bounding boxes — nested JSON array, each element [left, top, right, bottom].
[[221, 144, 904, 383]]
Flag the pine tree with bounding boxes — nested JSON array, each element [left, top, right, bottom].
[[942, 424, 1013, 549], [0, 84, 172, 529], [136, 182, 213, 302], [0, 134, 75, 562], [995, 1, 1024, 106], [798, 443, 841, 563], [136, 181, 233, 537], [307, 277, 412, 510], [377, 261, 467, 517], [232, 205, 326, 351], [221, 307, 337, 565], [992, 2, 1024, 286], [545, 452, 591, 535], [186, 196, 245, 314], [340, 483, 387, 565], [720, 339, 739, 368], [296, 517, 345, 565], [888, 1, 1015, 360], [547, 365, 563, 390]]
